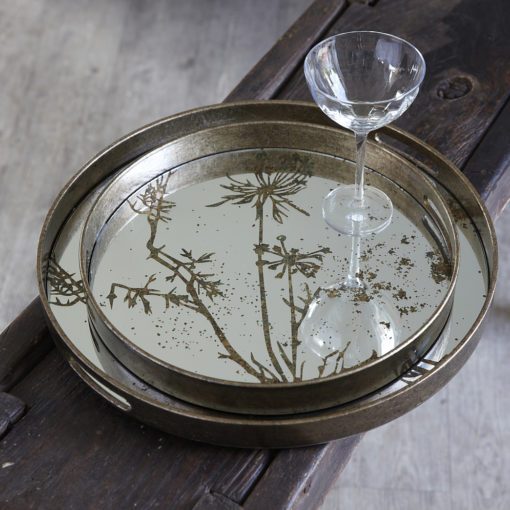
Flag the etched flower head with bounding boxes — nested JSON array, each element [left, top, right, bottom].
[[258, 235, 331, 279], [207, 167, 310, 223], [128, 175, 176, 223]]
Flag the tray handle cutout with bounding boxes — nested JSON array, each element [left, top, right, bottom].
[[69, 358, 132, 412]]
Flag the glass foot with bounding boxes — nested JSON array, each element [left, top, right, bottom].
[[322, 184, 393, 236]]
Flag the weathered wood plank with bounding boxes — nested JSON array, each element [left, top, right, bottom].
[[207, 449, 277, 504], [226, 0, 347, 101], [0, 298, 52, 393], [0, 348, 362, 509], [463, 97, 510, 218], [0, 351, 275, 509], [192, 492, 242, 509], [279, 0, 510, 170], [0, 393, 25, 440], [244, 435, 362, 510]]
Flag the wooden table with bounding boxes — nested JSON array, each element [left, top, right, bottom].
[[1, 1, 510, 508]]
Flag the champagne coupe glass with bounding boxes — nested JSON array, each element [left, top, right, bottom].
[[304, 31, 426, 236]]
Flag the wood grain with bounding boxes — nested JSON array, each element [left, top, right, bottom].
[[0, 298, 51, 393], [463, 97, 510, 217], [0, 392, 25, 440], [280, 0, 510, 169], [0, 351, 272, 509], [193, 492, 242, 509], [226, 0, 347, 101], [243, 436, 362, 510], [321, 487, 451, 510]]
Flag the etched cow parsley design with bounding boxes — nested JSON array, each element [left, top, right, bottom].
[[107, 153, 348, 382], [47, 256, 87, 306]]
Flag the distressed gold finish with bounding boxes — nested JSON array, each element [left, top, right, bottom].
[[79, 109, 458, 415], [36, 101, 497, 447]]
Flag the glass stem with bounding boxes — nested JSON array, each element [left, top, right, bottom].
[[354, 132, 367, 205], [344, 222, 364, 290]]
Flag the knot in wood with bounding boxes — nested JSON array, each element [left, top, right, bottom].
[[436, 76, 473, 100]]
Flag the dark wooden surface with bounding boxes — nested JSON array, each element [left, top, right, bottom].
[[463, 99, 510, 215], [0, 298, 52, 393], [1, 1, 510, 509], [0, 393, 25, 440], [279, 0, 510, 171], [226, 0, 348, 101]]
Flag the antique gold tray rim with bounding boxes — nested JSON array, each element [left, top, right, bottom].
[[35, 101, 497, 445], [79, 118, 459, 394]]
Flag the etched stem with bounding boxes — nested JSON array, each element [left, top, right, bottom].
[[140, 180, 272, 382], [256, 204, 287, 382], [147, 240, 268, 382], [287, 264, 299, 379]]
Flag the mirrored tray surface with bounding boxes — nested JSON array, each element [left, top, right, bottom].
[[37, 101, 496, 447], [81, 120, 458, 414]]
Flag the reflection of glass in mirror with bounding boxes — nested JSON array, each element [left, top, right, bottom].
[[299, 221, 401, 367], [305, 31, 426, 236], [299, 285, 401, 365]]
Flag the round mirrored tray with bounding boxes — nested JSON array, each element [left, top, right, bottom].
[[80, 118, 458, 415], [37, 101, 496, 447]]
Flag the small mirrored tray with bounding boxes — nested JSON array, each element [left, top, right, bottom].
[[37, 102, 495, 447], [79, 111, 458, 415]]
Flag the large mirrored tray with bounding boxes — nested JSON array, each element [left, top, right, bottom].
[[80, 114, 458, 415], [37, 101, 496, 447]]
